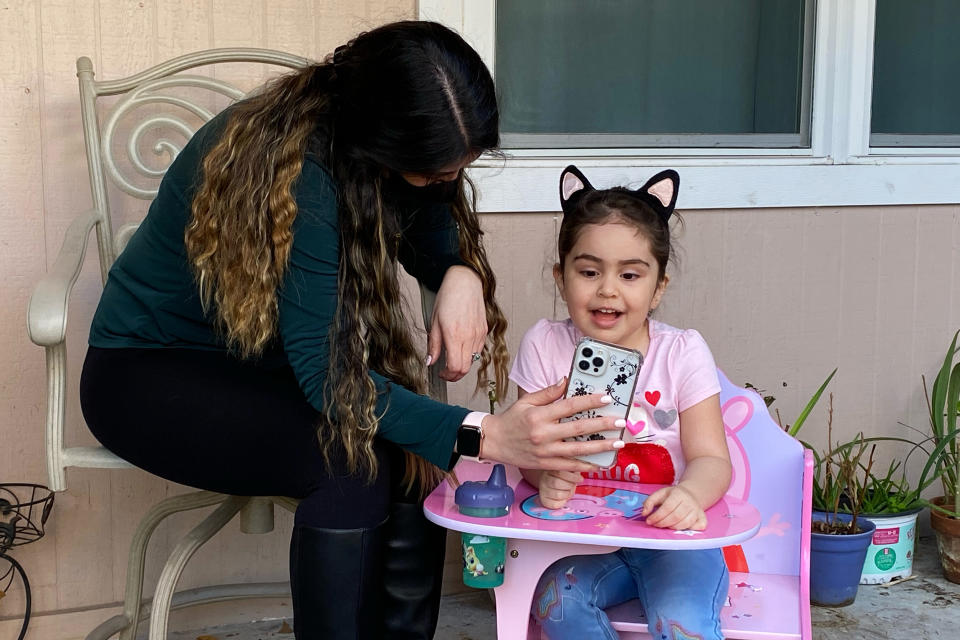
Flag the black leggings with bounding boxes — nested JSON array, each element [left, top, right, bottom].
[[80, 346, 408, 529]]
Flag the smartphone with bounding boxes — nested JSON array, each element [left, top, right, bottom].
[[561, 337, 643, 468]]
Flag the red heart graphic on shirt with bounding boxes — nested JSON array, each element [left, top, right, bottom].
[[644, 390, 661, 406]]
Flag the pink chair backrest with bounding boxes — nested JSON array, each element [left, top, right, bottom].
[[719, 369, 805, 576]]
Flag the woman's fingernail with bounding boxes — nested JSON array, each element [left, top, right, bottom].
[[425, 354, 433, 366], [600, 395, 613, 404], [614, 419, 627, 428], [555, 377, 567, 388], [613, 440, 625, 449]]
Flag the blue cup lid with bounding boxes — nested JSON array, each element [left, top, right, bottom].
[[454, 464, 514, 510]]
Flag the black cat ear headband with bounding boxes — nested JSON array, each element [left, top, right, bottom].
[[559, 165, 680, 223]]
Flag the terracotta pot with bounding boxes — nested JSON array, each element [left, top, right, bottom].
[[930, 496, 960, 584]]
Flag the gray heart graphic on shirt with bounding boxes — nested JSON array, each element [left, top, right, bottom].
[[654, 408, 678, 429]]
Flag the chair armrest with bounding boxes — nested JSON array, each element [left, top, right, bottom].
[[27, 209, 99, 347]]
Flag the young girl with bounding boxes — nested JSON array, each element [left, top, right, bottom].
[[510, 166, 733, 640]]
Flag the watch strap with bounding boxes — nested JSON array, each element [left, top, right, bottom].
[[457, 411, 490, 463]]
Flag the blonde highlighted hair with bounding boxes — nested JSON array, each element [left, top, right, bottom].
[[185, 21, 508, 494]]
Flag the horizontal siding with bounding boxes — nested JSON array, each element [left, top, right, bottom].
[[1, 0, 958, 630]]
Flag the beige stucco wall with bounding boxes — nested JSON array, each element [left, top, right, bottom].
[[2, 1, 959, 637]]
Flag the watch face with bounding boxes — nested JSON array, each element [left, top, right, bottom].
[[458, 426, 483, 458]]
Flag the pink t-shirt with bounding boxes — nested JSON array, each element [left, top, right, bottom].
[[509, 318, 720, 484]]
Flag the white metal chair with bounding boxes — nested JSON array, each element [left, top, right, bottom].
[[27, 49, 447, 640]]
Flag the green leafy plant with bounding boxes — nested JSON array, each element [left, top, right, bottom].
[[809, 395, 873, 534], [912, 330, 960, 517], [858, 458, 924, 514], [786, 369, 929, 524], [786, 368, 837, 437]]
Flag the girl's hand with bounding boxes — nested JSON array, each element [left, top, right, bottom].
[[479, 378, 625, 473], [538, 470, 583, 509], [640, 485, 707, 531], [428, 266, 487, 382]]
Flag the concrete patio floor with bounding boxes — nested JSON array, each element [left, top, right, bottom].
[[156, 533, 959, 640]]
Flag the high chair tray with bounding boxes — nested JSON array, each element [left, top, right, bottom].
[[425, 461, 760, 550]]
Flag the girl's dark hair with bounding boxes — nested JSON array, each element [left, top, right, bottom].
[[187, 20, 508, 493], [557, 189, 682, 282]]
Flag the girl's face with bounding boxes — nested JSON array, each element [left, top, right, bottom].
[[554, 219, 668, 352]]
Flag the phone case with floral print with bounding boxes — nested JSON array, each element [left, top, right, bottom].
[[561, 337, 643, 468]]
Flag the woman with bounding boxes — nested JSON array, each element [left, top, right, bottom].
[[79, 21, 621, 639]]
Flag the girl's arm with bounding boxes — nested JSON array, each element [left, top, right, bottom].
[[641, 394, 731, 530]]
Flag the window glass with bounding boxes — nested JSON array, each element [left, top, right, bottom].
[[495, 0, 811, 148], [871, 0, 960, 147]]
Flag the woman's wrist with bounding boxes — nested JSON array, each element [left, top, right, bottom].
[[455, 411, 490, 462], [476, 412, 500, 463]]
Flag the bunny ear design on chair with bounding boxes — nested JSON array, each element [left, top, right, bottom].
[[559, 165, 595, 214], [636, 169, 680, 223]]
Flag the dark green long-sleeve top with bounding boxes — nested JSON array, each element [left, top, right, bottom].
[[89, 112, 470, 469]]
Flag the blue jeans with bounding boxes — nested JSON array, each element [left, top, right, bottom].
[[532, 548, 729, 640]]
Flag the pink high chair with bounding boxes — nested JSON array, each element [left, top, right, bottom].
[[427, 370, 813, 640]]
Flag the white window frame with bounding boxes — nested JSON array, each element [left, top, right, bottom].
[[420, 0, 960, 212]]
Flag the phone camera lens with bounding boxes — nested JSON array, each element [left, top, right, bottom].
[[578, 360, 590, 371], [581, 347, 593, 358], [592, 357, 604, 367]]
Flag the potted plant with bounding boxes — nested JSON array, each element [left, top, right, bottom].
[[805, 395, 878, 606], [853, 457, 925, 584], [767, 368, 935, 596], [918, 330, 960, 583]]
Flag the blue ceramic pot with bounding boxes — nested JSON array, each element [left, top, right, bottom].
[[810, 511, 877, 606]]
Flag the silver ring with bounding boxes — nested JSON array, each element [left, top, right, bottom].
[[471, 352, 482, 363]]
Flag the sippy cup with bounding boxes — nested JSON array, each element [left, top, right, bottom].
[[454, 463, 514, 588]]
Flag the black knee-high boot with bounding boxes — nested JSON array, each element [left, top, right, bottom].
[[380, 501, 448, 639], [289, 518, 388, 639]]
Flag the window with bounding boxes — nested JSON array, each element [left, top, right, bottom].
[[496, 0, 814, 149], [420, 0, 960, 211], [870, 0, 960, 147]]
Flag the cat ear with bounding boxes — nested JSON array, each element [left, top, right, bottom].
[[637, 169, 680, 219], [559, 165, 594, 214]]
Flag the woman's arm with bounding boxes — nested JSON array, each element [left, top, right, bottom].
[[396, 203, 486, 382], [427, 265, 487, 382], [476, 380, 625, 472], [515, 388, 584, 508], [641, 394, 731, 530], [281, 165, 624, 471]]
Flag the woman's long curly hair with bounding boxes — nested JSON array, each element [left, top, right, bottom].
[[185, 21, 508, 493]]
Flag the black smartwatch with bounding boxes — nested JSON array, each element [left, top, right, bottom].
[[456, 411, 489, 463]]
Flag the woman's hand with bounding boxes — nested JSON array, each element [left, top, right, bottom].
[[479, 378, 626, 473], [428, 265, 487, 382], [640, 485, 707, 531], [538, 470, 583, 509]]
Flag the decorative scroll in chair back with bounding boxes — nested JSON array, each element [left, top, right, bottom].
[[77, 50, 309, 277]]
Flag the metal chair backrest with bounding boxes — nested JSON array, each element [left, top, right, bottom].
[[77, 49, 308, 279], [32, 50, 308, 492]]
